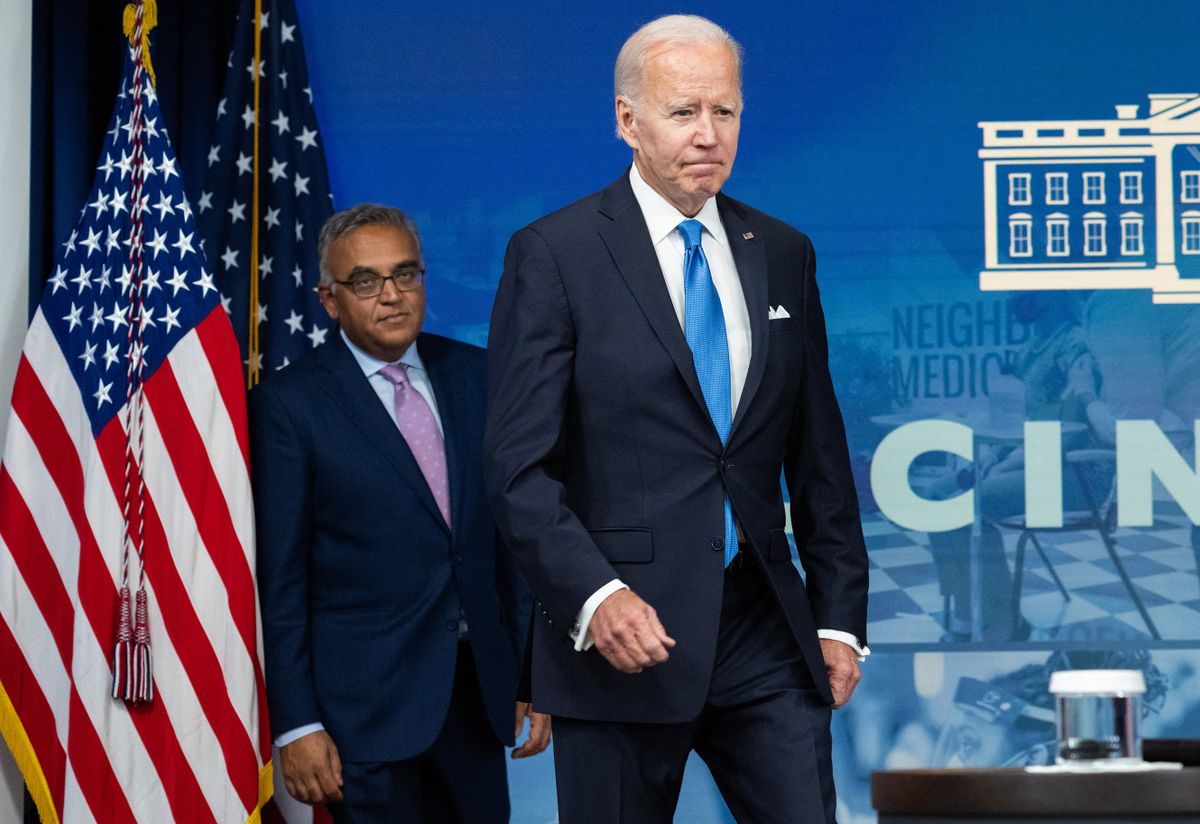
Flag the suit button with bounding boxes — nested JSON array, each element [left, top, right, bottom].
[[445, 619, 458, 631], [710, 538, 722, 551]]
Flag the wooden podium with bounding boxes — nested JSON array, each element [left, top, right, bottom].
[[872, 767, 1200, 823]]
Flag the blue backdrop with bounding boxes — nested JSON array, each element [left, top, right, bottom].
[[289, 2, 1200, 821]]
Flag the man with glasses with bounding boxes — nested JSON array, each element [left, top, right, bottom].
[[251, 203, 548, 823]]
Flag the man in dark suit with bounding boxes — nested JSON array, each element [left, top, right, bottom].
[[251, 204, 549, 823], [484, 15, 868, 823]]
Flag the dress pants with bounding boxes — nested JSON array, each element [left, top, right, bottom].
[[327, 643, 509, 824], [553, 555, 837, 824]]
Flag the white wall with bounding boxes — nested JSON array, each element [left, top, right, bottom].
[[0, 0, 32, 819]]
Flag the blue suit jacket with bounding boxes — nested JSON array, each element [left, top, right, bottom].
[[251, 331, 526, 762], [485, 172, 869, 723]]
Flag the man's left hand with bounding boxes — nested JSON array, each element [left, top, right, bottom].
[[820, 638, 862, 709], [512, 701, 551, 758]]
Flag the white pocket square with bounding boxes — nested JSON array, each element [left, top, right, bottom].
[[768, 305, 791, 320]]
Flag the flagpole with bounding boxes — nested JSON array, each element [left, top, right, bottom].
[[247, 0, 264, 388]]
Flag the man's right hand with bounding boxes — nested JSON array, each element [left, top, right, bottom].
[[589, 589, 675, 673], [280, 730, 344, 806]]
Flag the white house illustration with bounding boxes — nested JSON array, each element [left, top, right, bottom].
[[979, 93, 1200, 303]]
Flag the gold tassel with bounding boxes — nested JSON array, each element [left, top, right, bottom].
[[122, 0, 158, 86]]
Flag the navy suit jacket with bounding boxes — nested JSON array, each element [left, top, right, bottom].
[[484, 172, 869, 723], [251, 331, 526, 762]]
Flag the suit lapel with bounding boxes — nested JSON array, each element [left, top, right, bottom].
[[316, 333, 449, 532], [420, 336, 465, 535], [718, 196, 768, 436], [596, 173, 708, 414]]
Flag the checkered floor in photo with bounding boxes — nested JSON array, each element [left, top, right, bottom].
[[862, 503, 1200, 644]]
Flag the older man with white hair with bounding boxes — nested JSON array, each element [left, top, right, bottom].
[[486, 14, 869, 823]]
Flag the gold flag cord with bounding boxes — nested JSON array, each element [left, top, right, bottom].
[[247, 0, 263, 388]]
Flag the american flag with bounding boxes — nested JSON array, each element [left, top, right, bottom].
[[0, 5, 271, 822], [198, 0, 334, 384]]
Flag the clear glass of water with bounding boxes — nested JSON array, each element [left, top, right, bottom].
[[1049, 670, 1145, 766]]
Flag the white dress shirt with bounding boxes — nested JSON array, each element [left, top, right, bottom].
[[631, 164, 752, 414], [570, 166, 868, 661], [274, 332, 444, 748], [344, 330, 444, 434]]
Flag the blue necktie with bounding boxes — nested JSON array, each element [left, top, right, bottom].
[[678, 219, 737, 568]]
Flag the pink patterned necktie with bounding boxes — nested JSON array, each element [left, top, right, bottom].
[[379, 363, 451, 528]]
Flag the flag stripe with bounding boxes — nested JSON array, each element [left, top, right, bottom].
[[0, 470, 76, 670], [195, 309, 252, 471], [61, 766, 97, 824], [65, 689, 137, 824], [177, 317, 255, 561]]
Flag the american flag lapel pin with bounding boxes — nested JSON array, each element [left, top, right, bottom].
[[743, 232, 754, 240]]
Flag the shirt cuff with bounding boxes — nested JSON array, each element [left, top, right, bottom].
[[569, 579, 629, 652], [273, 722, 325, 749], [818, 629, 870, 661]]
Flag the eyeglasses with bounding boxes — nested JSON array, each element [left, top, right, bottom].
[[333, 267, 425, 298]]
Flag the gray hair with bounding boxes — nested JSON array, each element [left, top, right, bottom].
[[317, 203, 423, 286], [614, 14, 743, 116]]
